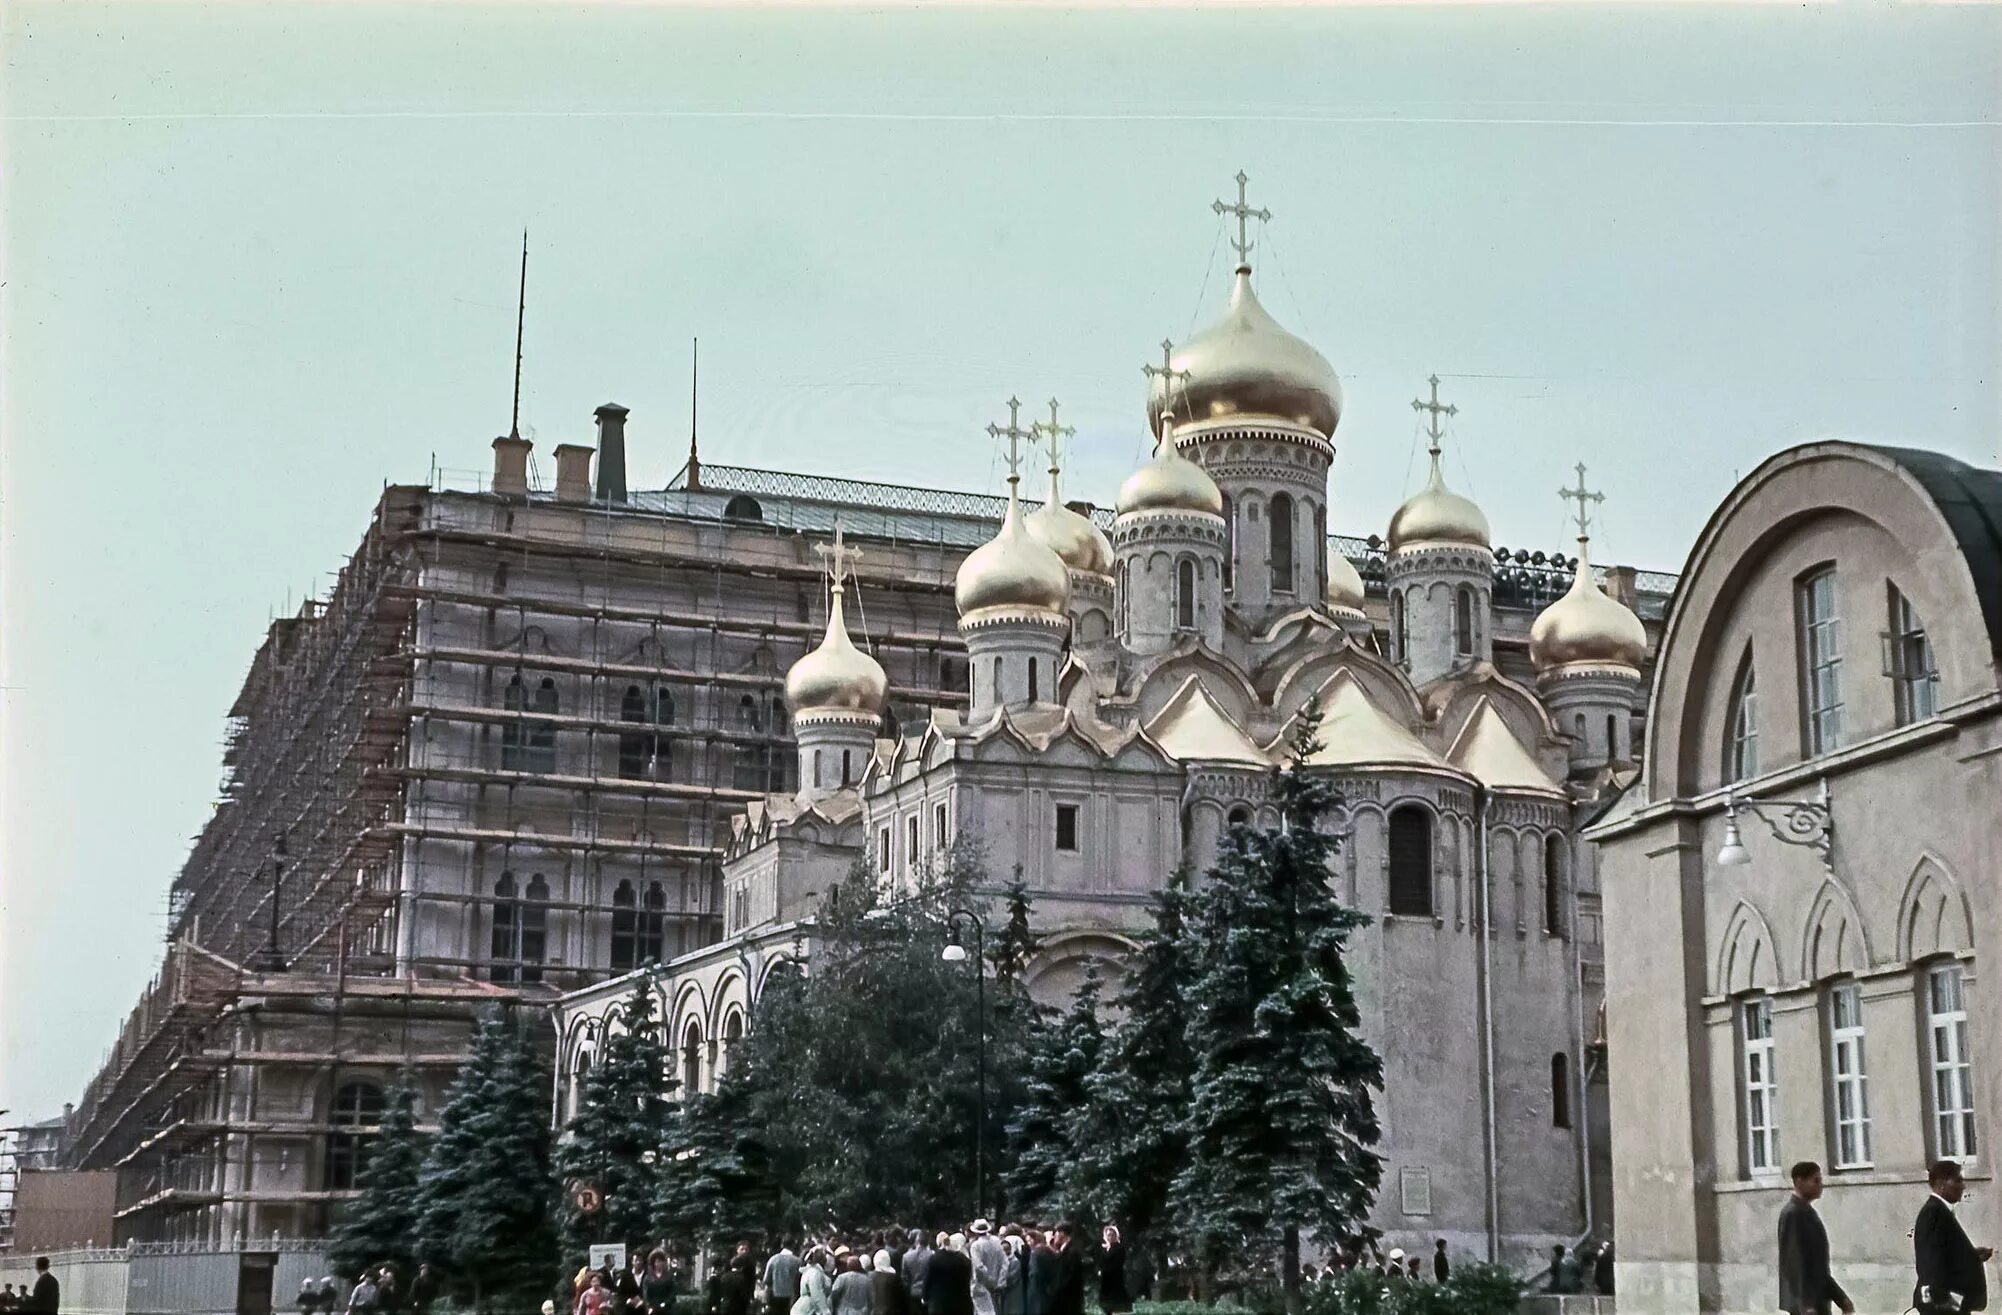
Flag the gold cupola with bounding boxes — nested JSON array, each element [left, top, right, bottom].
[[786, 531, 888, 717], [1023, 398, 1114, 577], [956, 402, 1072, 620], [1325, 542, 1366, 617], [1116, 424, 1225, 517], [1142, 265, 1342, 440], [1531, 531, 1647, 677]]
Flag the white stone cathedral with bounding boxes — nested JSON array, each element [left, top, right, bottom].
[[555, 181, 1658, 1265]]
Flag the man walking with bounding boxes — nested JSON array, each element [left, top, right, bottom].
[[1915, 1158, 1992, 1314], [968, 1221, 1005, 1315], [1046, 1225, 1084, 1315], [765, 1241, 802, 1315], [1779, 1160, 1854, 1315], [27, 1259, 58, 1315], [1432, 1240, 1449, 1284]]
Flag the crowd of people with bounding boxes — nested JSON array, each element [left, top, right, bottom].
[[0, 1256, 62, 1315], [305, 1262, 440, 1315]]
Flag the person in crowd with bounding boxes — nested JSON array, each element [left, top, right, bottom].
[[1432, 1240, 1449, 1284], [1544, 1245, 1581, 1296], [899, 1230, 932, 1314], [1097, 1227, 1130, 1315], [409, 1264, 438, 1315], [869, 1250, 903, 1315], [377, 1265, 403, 1315], [924, 1233, 974, 1315], [765, 1240, 802, 1315], [298, 1278, 322, 1315], [969, 1220, 1006, 1315], [576, 1272, 614, 1315], [795, 1247, 833, 1315], [615, 1254, 644, 1312], [1384, 1249, 1405, 1281], [1404, 1257, 1421, 1282], [721, 1243, 758, 1315], [1591, 1242, 1614, 1296], [1047, 1225, 1084, 1315], [830, 1250, 872, 1315], [1022, 1231, 1055, 1315], [347, 1269, 380, 1315], [28, 1261, 59, 1315], [994, 1231, 1024, 1315], [641, 1251, 676, 1315], [1915, 1158, 1992, 1315], [1778, 1160, 1853, 1315]]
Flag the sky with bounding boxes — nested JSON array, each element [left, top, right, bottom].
[[1, 1, 1997, 1123]]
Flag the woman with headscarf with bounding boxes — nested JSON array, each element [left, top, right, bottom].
[[1097, 1228, 1130, 1315], [923, 1235, 973, 1315], [868, 1250, 902, 1315], [792, 1249, 833, 1315]]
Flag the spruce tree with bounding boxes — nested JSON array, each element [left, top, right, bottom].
[[1169, 701, 1383, 1308], [1002, 963, 1104, 1224], [418, 1010, 561, 1312], [989, 874, 1039, 989], [558, 978, 677, 1257], [327, 1076, 428, 1280]]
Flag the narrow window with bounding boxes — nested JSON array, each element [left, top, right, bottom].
[[531, 678, 559, 773], [1270, 492, 1295, 594], [906, 814, 920, 871], [812, 748, 823, 789], [1742, 997, 1780, 1174], [842, 749, 854, 786], [1797, 569, 1844, 756], [638, 881, 667, 963], [1551, 1053, 1572, 1129], [934, 802, 948, 849], [1055, 803, 1080, 853], [1177, 559, 1197, 630], [1828, 981, 1872, 1167], [879, 827, 891, 871], [610, 879, 637, 971], [653, 686, 676, 780], [1542, 835, 1564, 936], [490, 871, 520, 983], [681, 1020, 705, 1096], [1454, 587, 1475, 657], [1387, 805, 1434, 917], [520, 874, 550, 983], [1605, 713, 1620, 762], [734, 694, 763, 790], [1388, 591, 1407, 665], [1888, 586, 1940, 725], [1221, 494, 1235, 591], [1028, 657, 1039, 704], [1725, 652, 1759, 783], [324, 1082, 387, 1190], [619, 685, 649, 779], [993, 657, 1003, 702], [1927, 964, 1977, 1159], [1313, 503, 1327, 599], [501, 674, 527, 771]]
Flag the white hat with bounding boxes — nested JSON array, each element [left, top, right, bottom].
[[971, 1219, 993, 1235], [1387, 1248, 1405, 1262]]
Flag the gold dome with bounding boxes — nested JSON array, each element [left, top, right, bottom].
[[785, 586, 889, 714], [1117, 429, 1224, 517], [1144, 266, 1342, 438], [956, 479, 1072, 617], [1388, 448, 1491, 552], [1530, 543, 1647, 674], [1325, 543, 1366, 614], [1026, 467, 1114, 577]]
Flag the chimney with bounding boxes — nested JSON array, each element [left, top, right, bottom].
[[491, 434, 532, 498], [594, 404, 630, 503], [553, 444, 594, 504], [1605, 564, 1639, 611]]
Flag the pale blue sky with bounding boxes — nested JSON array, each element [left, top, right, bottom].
[[2, 2, 1996, 1121]]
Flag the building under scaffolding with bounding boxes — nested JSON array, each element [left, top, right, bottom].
[[58, 409, 1674, 1245]]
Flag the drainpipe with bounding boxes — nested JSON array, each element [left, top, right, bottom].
[[1571, 851, 1597, 1249], [1476, 786, 1501, 1262]]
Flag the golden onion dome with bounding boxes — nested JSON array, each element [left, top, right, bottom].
[[1025, 468, 1114, 577], [955, 479, 1072, 617], [1144, 266, 1343, 439], [1117, 430, 1224, 517], [1530, 544, 1648, 674], [1388, 447, 1491, 552], [785, 586, 888, 714], [1325, 543, 1366, 614]]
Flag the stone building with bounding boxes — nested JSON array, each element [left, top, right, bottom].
[[1587, 441, 2002, 1313], [554, 188, 1677, 1265]]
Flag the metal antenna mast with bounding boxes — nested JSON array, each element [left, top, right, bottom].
[[509, 229, 528, 442]]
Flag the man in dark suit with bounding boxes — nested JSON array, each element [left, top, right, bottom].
[[1778, 1161, 1854, 1315], [1916, 1159, 1993, 1314], [27, 1258, 58, 1315], [1045, 1225, 1085, 1315]]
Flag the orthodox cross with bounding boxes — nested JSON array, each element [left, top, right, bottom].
[[987, 396, 1035, 483], [1411, 374, 1458, 454], [1559, 463, 1605, 541], [1033, 396, 1075, 473], [1212, 170, 1271, 266], [814, 520, 863, 592], [1144, 339, 1192, 419]]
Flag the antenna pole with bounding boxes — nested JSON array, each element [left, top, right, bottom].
[[687, 337, 701, 489], [510, 229, 528, 442]]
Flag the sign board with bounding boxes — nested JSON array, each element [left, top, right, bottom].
[[590, 1244, 629, 1274]]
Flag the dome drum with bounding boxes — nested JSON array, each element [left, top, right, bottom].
[[957, 603, 1074, 634]]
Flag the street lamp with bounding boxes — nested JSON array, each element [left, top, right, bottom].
[[250, 832, 289, 972], [1715, 779, 1835, 872], [942, 907, 987, 1219]]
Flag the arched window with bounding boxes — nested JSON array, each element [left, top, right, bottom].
[[1724, 652, 1758, 782], [721, 1011, 746, 1078], [640, 881, 668, 964], [1270, 492, 1295, 594], [1388, 592, 1406, 664], [490, 872, 521, 982], [1313, 503, 1327, 598], [619, 685, 649, 779], [1387, 805, 1434, 917], [610, 879, 638, 971], [681, 1020, 706, 1097], [723, 494, 763, 522], [520, 875, 549, 983], [1176, 559, 1197, 630], [1221, 495, 1235, 591], [501, 674, 527, 770], [812, 748, 824, 789], [1551, 1053, 1572, 1128], [1889, 585, 1940, 724], [1455, 588, 1476, 656], [324, 1081, 386, 1189], [530, 678, 559, 773], [841, 748, 854, 786], [1605, 713, 1621, 762], [1227, 805, 1252, 831], [1542, 836, 1564, 936], [653, 686, 676, 781], [1028, 658, 1039, 704], [734, 695, 764, 790], [993, 657, 1004, 702]]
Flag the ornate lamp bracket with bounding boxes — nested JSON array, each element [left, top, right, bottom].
[[1720, 777, 1835, 873]]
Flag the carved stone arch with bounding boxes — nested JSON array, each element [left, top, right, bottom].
[[1801, 880, 1872, 981], [1716, 900, 1783, 995], [1024, 931, 1140, 1006], [669, 978, 711, 1045], [758, 955, 803, 993], [1898, 854, 1976, 960], [709, 967, 752, 1034]]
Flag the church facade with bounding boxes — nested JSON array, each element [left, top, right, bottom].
[[555, 187, 1665, 1265]]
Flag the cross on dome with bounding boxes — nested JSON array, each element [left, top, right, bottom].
[[1212, 170, 1271, 268], [814, 520, 863, 593], [1412, 374, 1458, 457], [1033, 396, 1075, 473], [1143, 338, 1193, 424], [1559, 463, 1606, 543], [987, 396, 1036, 484]]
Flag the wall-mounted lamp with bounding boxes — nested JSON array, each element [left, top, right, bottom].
[[1716, 778, 1834, 872]]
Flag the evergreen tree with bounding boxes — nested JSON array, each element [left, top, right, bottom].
[[558, 978, 677, 1257], [418, 1010, 561, 1312], [989, 873, 1039, 989], [327, 1076, 428, 1280], [1169, 701, 1383, 1308], [1002, 964, 1104, 1224], [660, 1073, 782, 1248], [1077, 871, 1197, 1240]]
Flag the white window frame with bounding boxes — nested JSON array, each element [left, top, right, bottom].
[[1726, 655, 1759, 783], [1887, 587, 1940, 725], [1827, 981, 1873, 1169], [906, 814, 920, 874], [1798, 569, 1844, 756], [1742, 997, 1780, 1175], [933, 801, 949, 851], [1927, 963, 1977, 1162]]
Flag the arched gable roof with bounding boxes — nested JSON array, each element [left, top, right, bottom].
[[1898, 854, 1976, 960], [1802, 879, 1872, 980], [1716, 900, 1782, 995], [1144, 676, 1270, 767]]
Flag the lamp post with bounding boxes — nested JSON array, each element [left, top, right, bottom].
[[942, 907, 988, 1219], [1715, 779, 1835, 873], [250, 832, 289, 972]]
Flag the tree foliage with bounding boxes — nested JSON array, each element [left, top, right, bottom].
[[327, 1076, 428, 1280], [558, 977, 678, 1257], [1003, 963, 1105, 1225]]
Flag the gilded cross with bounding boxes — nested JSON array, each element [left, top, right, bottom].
[[1143, 339, 1192, 416], [1411, 374, 1458, 453], [1033, 396, 1075, 473], [1212, 170, 1271, 266], [1559, 463, 1605, 541], [814, 519, 863, 590], [987, 396, 1035, 481]]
